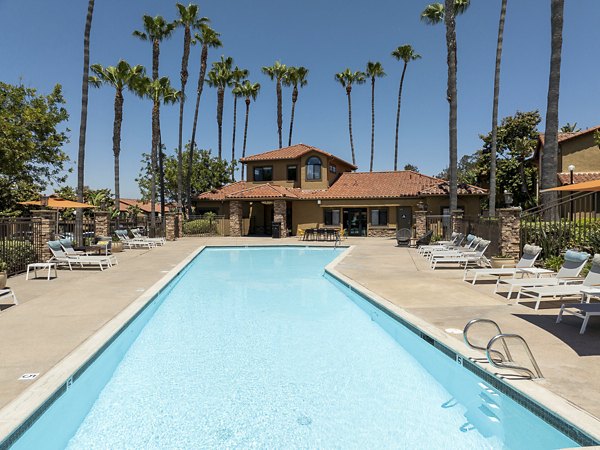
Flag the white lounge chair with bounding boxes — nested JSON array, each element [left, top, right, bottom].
[[518, 255, 600, 309], [130, 228, 165, 245], [463, 244, 547, 284], [0, 288, 18, 306], [431, 239, 491, 270], [47, 241, 117, 271], [114, 230, 156, 249], [495, 250, 590, 299], [427, 236, 481, 261], [418, 233, 464, 255], [556, 302, 600, 334]]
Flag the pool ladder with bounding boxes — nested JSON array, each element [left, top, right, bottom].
[[463, 319, 544, 379]]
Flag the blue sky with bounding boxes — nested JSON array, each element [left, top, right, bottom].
[[1, 0, 599, 198]]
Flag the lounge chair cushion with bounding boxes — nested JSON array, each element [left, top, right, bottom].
[[523, 244, 542, 256], [564, 250, 590, 263], [466, 234, 476, 242]]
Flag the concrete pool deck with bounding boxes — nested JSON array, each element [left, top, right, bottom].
[[0, 237, 599, 442]]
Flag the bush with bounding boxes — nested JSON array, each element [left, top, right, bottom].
[[0, 240, 38, 274], [183, 218, 218, 235], [521, 219, 600, 260]]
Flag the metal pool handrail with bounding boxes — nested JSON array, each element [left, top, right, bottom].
[[463, 318, 512, 362], [486, 334, 544, 380]]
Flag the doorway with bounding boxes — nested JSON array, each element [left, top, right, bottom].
[[344, 208, 367, 236], [397, 207, 412, 230]]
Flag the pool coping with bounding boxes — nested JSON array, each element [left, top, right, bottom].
[[325, 246, 600, 446], [0, 243, 597, 447]]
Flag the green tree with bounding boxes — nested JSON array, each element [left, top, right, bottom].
[[175, 3, 208, 212], [229, 65, 249, 177], [335, 68, 366, 166], [137, 146, 234, 203], [90, 61, 147, 211], [0, 82, 70, 213], [262, 61, 289, 148], [365, 61, 386, 172], [421, 0, 471, 213], [560, 122, 580, 133], [236, 81, 261, 180], [541, 0, 564, 212], [206, 56, 233, 160], [403, 164, 419, 172], [133, 15, 177, 228], [283, 66, 309, 146], [391, 45, 421, 171], [187, 25, 222, 215]]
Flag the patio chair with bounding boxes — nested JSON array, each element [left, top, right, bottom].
[[417, 232, 463, 255], [47, 241, 117, 271], [114, 230, 155, 249], [518, 254, 600, 310], [0, 288, 18, 306], [396, 228, 411, 247], [463, 244, 546, 284], [556, 302, 600, 334], [415, 230, 433, 247], [426, 236, 481, 261], [494, 250, 590, 299], [431, 239, 491, 270], [130, 228, 165, 245], [419, 233, 472, 258], [59, 238, 92, 257]]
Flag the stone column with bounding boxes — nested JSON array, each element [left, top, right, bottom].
[[498, 207, 522, 258], [165, 213, 176, 241], [175, 212, 183, 238], [273, 200, 287, 238], [33, 210, 56, 261], [451, 210, 464, 234], [230, 201, 243, 237], [415, 210, 427, 237], [94, 211, 109, 237]]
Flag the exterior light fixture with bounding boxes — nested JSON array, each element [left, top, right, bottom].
[[317, 199, 322, 205], [40, 195, 49, 207], [503, 190, 513, 207], [568, 164, 575, 184]]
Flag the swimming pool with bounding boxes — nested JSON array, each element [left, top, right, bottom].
[[7, 246, 587, 448]]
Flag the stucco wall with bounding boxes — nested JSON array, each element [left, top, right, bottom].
[[292, 200, 322, 233], [424, 196, 482, 217], [560, 134, 600, 172]]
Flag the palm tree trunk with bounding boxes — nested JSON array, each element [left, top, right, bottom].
[[231, 96, 238, 180], [541, 0, 564, 217], [370, 77, 375, 172], [489, 0, 507, 217], [113, 89, 124, 212], [394, 63, 408, 171], [187, 43, 208, 216], [288, 86, 298, 146], [76, 0, 95, 245], [277, 79, 282, 148], [347, 86, 356, 166], [150, 39, 160, 229], [217, 86, 224, 159], [242, 98, 250, 179], [177, 25, 191, 213], [445, 0, 458, 212], [159, 132, 166, 237]]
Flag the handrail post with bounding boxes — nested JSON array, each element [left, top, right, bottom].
[[486, 334, 543, 379]]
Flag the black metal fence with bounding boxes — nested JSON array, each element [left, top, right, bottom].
[[58, 219, 96, 242], [521, 191, 600, 259], [464, 216, 500, 257], [0, 218, 43, 275]]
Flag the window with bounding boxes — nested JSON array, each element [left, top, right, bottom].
[[324, 208, 341, 226], [306, 156, 322, 180], [370, 208, 388, 226], [329, 164, 337, 174], [253, 166, 272, 181], [287, 165, 297, 181]]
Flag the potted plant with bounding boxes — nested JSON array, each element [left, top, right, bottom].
[[111, 235, 123, 253], [490, 254, 516, 268], [0, 261, 7, 289]]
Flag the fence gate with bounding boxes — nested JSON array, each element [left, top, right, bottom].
[[426, 215, 451, 240]]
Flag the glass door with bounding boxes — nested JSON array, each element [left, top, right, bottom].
[[343, 208, 367, 236]]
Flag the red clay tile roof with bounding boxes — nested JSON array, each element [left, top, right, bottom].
[[119, 198, 172, 213], [239, 143, 357, 169], [198, 182, 328, 201], [539, 125, 600, 146], [227, 184, 299, 199], [557, 172, 600, 185]]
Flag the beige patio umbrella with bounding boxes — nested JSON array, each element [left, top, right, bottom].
[[18, 196, 96, 235], [541, 179, 600, 192]]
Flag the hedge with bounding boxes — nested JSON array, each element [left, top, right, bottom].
[[0, 240, 38, 275], [183, 218, 218, 235], [522, 219, 600, 259]]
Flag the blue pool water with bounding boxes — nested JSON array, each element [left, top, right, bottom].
[[13, 247, 578, 449]]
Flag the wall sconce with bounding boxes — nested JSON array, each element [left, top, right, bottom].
[[417, 201, 426, 211], [317, 199, 322, 205], [503, 190, 513, 206]]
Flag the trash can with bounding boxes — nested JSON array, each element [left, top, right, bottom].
[[272, 221, 281, 239]]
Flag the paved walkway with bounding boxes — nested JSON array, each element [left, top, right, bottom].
[[0, 236, 598, 436]]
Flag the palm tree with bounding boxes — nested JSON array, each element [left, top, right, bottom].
[[229, 66, 249, 179], [283, 66, 309, 146], [560, 122, 580, 133], [421, 0, 470, 212], [89, 61, 146, 212], [206, 56, 233, 160], [335, 69, 366, 166], [187, 25, 221, 215], [76, 0, 95, 245], [365, 62, 386, 172], [391, 45, 421, 171], [262, 61, 288, 148], [541, 0, 565, 212], [133, 15, 177, 229], [236, 80, 261, 180], [488, 0, 508, 217], [175, 3, 208, 213]]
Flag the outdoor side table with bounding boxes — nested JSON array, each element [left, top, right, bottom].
[[580, 287, 600, 303], [26, 262, 58, 280]]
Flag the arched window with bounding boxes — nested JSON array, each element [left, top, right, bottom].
[[306, 156, 322, 180]]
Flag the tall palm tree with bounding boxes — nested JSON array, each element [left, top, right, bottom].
[[488, 0, 508, 217], [229, 66, 249, 179], [283, 66, 309, 146], [133, 15, 177, 229], [262, 61, 288, 148], [187, 25, 221, 215], [175, 3, 207, 213], [541, 0, 565, 213], [365, 62, 386, 172], [391, 45, 421, 171], [206, 56, 233, 160], [236, 81, 261, 180], [76, 0, 95, 245], [335, 69, 366, 166], [89, 61, 147, 211], [421, 0, 470, 212]]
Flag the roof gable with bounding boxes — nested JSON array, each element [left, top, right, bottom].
[[239, 143, 357, 169]]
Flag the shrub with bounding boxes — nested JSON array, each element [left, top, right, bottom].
[[183, 218, 218, 235], [0, 240, 38, 274]]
